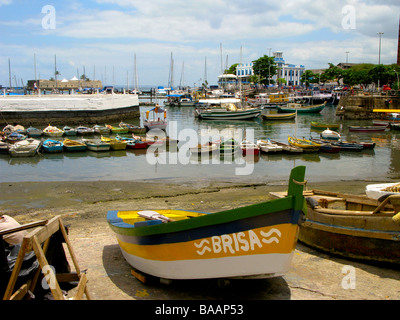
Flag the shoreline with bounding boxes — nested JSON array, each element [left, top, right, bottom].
[[2, 178, 399, 300]]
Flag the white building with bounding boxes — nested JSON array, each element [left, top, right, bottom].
[[234, 51, 305, 87]]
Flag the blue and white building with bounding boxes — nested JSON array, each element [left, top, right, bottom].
[[235, 51, 305, 87]]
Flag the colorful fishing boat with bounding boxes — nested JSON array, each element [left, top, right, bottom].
[[288, 136, 320, 152], [119, 121, 147, 134], [105, 124, 129, 134], [63, 139, 87, 152], [309, 138, 341, 153], [9, 138, 41, 157], [43, 125, 64, 137], [93, 124, 111, 135], [107, 166, 307, 280], [277, 102, 326, 114], [240, 140, 260, 155], [26, 126, 43, 138], [270, 139, 303, 153], [261, 112, 296, 121], [270, 189, 400, 265], [6, 132, 26, 144], [101, 136, 127, 150], [42, 139, 63, 153]]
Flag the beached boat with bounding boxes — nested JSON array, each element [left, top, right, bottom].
[[288, 136, 320, 152], [26, 126, 42, 138], [76, 126, 95, 135], [189, 141, 220, 155], [277, 102, 326, 114], [365, 182, 400, 200], [310, 121, 340, 130], [143, 105, 167, 131], [240, 140, 260, 155], [105, 124, 129, 134], [320, 129, 341, 140], [42, 139, 63, 153], [261, 112, 296, 121], [270, 189, 400, 265], [348, 126, 387, 132], [9, 138, 41, 157], [119, 121, 147, 134], [107, 166, 307, 280], [93, 124, 111, 135], [101, 136, 127, 150], [43, 125, 64, 137], [63, 126, 77, 136], [256, 139, 283, 153], [63, 139, 87, 152], [82, 138, 111, 152]]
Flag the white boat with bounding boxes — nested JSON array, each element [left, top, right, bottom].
[[143, 105, 167, 131], [82, 138, 111, 152], [366, 182, 400, 200], [9, 138, 41, 157], [320, 129, 341, 140], [43, 125, 64, 137], [257, 139, 283, 153], [189, 141, 220, 155]]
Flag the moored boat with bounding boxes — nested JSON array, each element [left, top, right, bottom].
[[82, 138, 111, 152], [277, 102, 326, 114], [9, 138, 41, 157], [310, 121, 340, 130], [365, 182, 400, 200], [261, 112, 296, 121], [63, 139, 87, 152], [43, 125, 64, 137], [26, 126, 43, 138], [105, 124, 129, 134], [6, 132, 26, 144], [348, 126, 387, 132], [270, 139, 303, 153], [189, 141, 220, 155], [309, 138, 341, 153], [270, 189, 400, 265], [63, 126, 77, 136], [288, 136, 320, 152], [240, 140, 260, 155], [107, 166, 307, 280], [76, 126, 95, 135], [219, 138, 240, 155], [143, 105, 167, 131], [93, 124, 111, 135], [119, 121, 147, 134], [42, 139, 63, 153], [256, 139, 283, 153], [101, 136, 127, 150], [320, 129, 341, 140]]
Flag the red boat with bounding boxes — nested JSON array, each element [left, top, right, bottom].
[[348, 126, 387, 132]]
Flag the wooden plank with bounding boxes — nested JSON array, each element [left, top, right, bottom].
[[71, 273, 87, 300], [131, 268, 147, 283], [24, 216, 60, 251], [0, 220, 48, 236], [9, 283, 29, 300]]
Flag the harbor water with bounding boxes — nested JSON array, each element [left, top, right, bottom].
[[1, 103, 399, 184]]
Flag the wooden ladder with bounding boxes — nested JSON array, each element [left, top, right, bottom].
[[2, 215, 91, 300]]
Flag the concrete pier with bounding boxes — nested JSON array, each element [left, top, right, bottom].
[[0, 94, 140, 126]]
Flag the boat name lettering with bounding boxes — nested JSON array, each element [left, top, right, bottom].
[[194, 228, 281, 255]]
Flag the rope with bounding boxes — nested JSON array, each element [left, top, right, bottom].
[[292, 179, 308, 190]]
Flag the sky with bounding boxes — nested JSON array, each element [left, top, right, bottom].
[[0, 0, 399, 88]]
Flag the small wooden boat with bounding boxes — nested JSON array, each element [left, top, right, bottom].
[[189, 141, 220, 155], [320, 129, 341, 140], [93, 124, 111, 135], [63, 139, 87, 152], [108, 166, 307, 280], [277, 102, 326, 114], [240, 140, 260, 155], [288, 136, 320, 152], [270, 189, 400, 265], [256, 139, 283, 153], [310, 121, 340, 130], [101, 136, 127, 150], [219, 138, 240, 154], [270, 139, 303, 153], [6, 132, 26, 144], [42, 139, 63, 153], [349, 126, 387, 132], [43, 125, 64, 137], [26, 126, 43, 138], [327, 140, 363, 151], [63, 126, 77, 136], [82, 138, 111, 152], [261, 112, 296, 121], [9, 138, 41, 157], [105, 124, 129, 134], [309, 138, 341, 153], [119, 121, 147, 134], [2, 124, 15, 135], [115, 135, 137, 149], [76, 126, 95, 135]]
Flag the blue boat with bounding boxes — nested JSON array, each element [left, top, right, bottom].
[[42, 139, 63, 153]]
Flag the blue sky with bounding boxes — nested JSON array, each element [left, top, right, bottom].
[[0, 0, 399, 88]]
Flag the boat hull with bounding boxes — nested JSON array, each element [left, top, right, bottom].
[[277, 103, 325, 113], [108, 166, 307, 280], [197, 108, 261, 120]]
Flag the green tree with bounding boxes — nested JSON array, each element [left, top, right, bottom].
[[252, 55, 277, 85], [224, 63, 238, 75], [300, 70, 316, 88], [323, 63, 343, 85]]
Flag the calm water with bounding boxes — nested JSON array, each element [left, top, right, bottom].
[[1, 103, 400, 184]]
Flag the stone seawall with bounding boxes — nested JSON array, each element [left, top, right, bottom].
[[0, 94, 140, 126], [336, 94, 400, 120]]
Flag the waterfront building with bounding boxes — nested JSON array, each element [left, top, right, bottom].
[[232, 51, 305, 87], [27, 79, 102, 93]]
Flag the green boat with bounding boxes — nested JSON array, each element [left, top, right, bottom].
[[310, 121, 340, 131], [278, 102, 326, 114]]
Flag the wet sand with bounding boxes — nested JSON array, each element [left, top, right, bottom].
[[1, 178, 399, 300]]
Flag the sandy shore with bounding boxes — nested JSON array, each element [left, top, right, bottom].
[[1, 178, 400, 300]]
